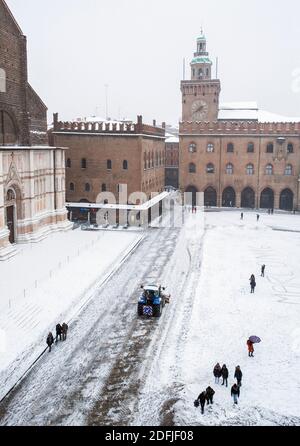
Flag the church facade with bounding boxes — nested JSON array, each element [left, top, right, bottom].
[[179, 32, 300, 210], [0, 0, 71, 259]]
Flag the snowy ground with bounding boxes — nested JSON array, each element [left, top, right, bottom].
[[0, 227, 143, 398], [0, 210, 299, 426]]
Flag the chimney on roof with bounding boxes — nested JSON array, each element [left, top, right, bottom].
[[137, 115, 143, 125], [153, 119, 156, 127], [162, 122, 166, 129]]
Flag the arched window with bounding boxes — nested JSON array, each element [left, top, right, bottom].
[[189, 163, 196, 173], [287, 143, 294, 153], [207, 143, 214, 153], [70, 183, 75, 192], [0, 68, 6, 93], [246, 164, 254, 175], [107, 159, 112, 170], [85, 183, 91, 192], [247, 142, 254, 153], [266, 143, 274, 153], [0, 110, 18, 145], [226, 163, 234, 175], [81, 158, 87, 169], [188, 143, 197, 153], [123, 160, 128, 170], [101, 183, 106, 192], [66, 158, 71, 168], [206, 163, 215, 174], [227, 143, 234, 153], [265, 164, 273, 175], [285, 164, 293, 176]]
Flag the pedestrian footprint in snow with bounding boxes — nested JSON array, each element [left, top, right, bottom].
[[221, 364, 229, 387], [46, 332, 54, 352], [261, 264, 266, 277], [56, 323, 62, 343], [206, 387, 215, 405], [234, 366, 243, 387], [213, 363, 222, 384], [247, 339, 254, 357], [196, 391, 207, 414], [231, 383, 240, 405], [62, 322, 69, 341], [250, 274, 256, 293]]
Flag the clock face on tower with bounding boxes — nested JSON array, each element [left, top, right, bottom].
[[191, 99, 208, 120]]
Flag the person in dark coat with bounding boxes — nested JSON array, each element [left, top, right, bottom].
[[213, 363, 222, 384], [257, 214, 260, 222], [56, 323, 62, 343], [206, 387, 215, 405], [46, 332, 54, 352], [62, 323, 69, 341], [231, 384, 240, 404], [261, 264, 266, 277], [234, 366, 243, 387], [241, 213, 244, 220], [250, 275, 256, 293], [221, 364, 229, 387], [197, 391, 207, 414], [247, 339, 254, 357]]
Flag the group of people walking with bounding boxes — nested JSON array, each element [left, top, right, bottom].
[[46, 322, 69, 352], [195, 364, 243, 414]]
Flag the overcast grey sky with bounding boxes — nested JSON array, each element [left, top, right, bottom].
[[6, 0, 300, 125]]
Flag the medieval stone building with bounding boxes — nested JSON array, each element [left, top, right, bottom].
[[51, 114, 166, 212], [180, 32, 300, 210], [0, 0, 71, 259]]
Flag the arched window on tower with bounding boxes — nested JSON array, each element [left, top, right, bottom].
[[123, 160, 128, 170], [285, 165, 293, 176], [206, 163, 215, 174], [227, 143, 234, 153], [66, 158, 71, 168], [246, 164, 254, 175], [226, 163, 234, 175], [267, 143, 274, 153], [81, 158, 87, 169], [247, 142, 255, 153], [287, 143, 294, 153], [265, 164, 273, 175], [189, 163, 196, 174], [189, 142, 197, 153], [70, 183, 75, 192]]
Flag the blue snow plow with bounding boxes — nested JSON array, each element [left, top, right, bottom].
[[137, 285, 170, 318]]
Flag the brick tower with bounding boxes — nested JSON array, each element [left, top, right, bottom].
[[181, 30, 221, 122]]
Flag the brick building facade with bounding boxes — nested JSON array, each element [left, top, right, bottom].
[[51, 115, 166, 208], [0, 0, 71, 259], [180, 32, 300, 210]]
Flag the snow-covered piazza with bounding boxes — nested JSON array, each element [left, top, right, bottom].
[[0, 208, 300, 426]]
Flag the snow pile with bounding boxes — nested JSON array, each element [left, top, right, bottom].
[[0, 228, 142, 395], [176, 211, 300, 425]]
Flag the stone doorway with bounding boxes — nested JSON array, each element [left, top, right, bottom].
[[6, 205, 15, 244]]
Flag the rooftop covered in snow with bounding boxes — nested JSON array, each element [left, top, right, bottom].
[[218, 102, 300, 123]]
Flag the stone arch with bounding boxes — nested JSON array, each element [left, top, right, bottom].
[[4, 183, 23, 244], [222, 187, 236, 207], [204, 186, 217, 207], [260, 188, 274, 209], [185, 185, 198, 207], [280, 189, 294, 211], [241, 187, 255, 208]]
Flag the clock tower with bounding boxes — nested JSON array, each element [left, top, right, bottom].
[[181, 31, 221, 122]]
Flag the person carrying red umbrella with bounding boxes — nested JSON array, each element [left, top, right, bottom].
[[247, 336, 261, 357]]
